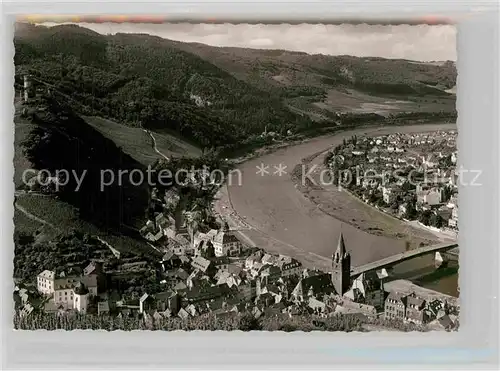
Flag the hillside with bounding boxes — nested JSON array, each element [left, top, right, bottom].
[[20, 95, 149, 230], [169, 41, 457, 119], [14, 23, 456, 154]]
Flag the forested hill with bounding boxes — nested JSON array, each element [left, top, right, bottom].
[[14, 23, 457, 153]]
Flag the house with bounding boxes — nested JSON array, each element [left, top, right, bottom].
[[97, 301, 110, 316], [255, 292, 275, 307], [139, 293, 155, 314], [405, 293, 427, 324], [435, 206, 452, 223], [260, 265, 282, 281], [145, 230, 164, 243], [72, 282, 90, 313], [291, 273, 335, 302], [210, 256, 231, 273], [191, 256, 212, 275], [382, 186, 402, 205], [245, 251, 263, 269], [252, 306, 263, 319], [164, 268, 189, 286], [276, 256, 302, 277], [154, 213, 169, 230], [160, 251, 182, 271], [261, 253, 279, 266], [398, 203, 408, 217], [448, 206, 459, 229], [344, 272, 384, 309], [384, 291, 407, 321], [437, 314, 455, 330], [83, 261, 106, 293], [426, 299, 445, 319], [37, 270, 55, 295], [185, 283, 233, 304], [417, 188, 442, 206], [155, 291, 181, 316], [19, 303, 34, 318], [212, 228, 243, 257], [43, 271, 98, 310], [308, 297, 327, 315], [177, 307, 190, 320], [237, 279, 257, 302], [193, 229, 219, 251]]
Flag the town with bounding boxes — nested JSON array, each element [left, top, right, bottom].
[[325, 130, 459, 235], [12, 22, 460, 333], [14, 202, 460, 331]]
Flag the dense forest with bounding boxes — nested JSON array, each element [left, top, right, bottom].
[[15, 23, 457, 155], [21, 95, 150, 229], [14, 24, 314, 152]]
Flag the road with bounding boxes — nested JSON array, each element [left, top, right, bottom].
[[14, 192, 121, 257], [14, 201, 56, 229], [143, 129, 170, 161], [217, 123, 457, 271]]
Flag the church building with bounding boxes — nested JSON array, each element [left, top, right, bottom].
[[331, 231, 352, 296]]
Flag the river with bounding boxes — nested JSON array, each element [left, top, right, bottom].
[[222, 123, 458, 297]]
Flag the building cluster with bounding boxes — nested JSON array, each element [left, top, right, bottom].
[[384, 291, 459, 330], [333, 130, 459, 230], [14, 225, 458, 331]]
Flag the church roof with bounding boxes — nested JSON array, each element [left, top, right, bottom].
[[336, 232, 346, 256]]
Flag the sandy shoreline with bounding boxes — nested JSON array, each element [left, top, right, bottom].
[[295, 150, 457, 247]]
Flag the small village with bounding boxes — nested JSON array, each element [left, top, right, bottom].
[[326, 130, 459, 234], [14, 195, 460, 331]]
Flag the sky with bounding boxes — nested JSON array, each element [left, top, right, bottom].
[[42, 22, 457, 62]]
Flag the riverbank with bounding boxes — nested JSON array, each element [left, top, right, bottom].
[[216, 122, 457, 271], [384, 279, 459, 305], [296, 157, 457, 246]]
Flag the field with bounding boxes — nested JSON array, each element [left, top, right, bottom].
[[312, 88, 455, 117], [84, 116, 201, 166], [13, 207, 44, 234]]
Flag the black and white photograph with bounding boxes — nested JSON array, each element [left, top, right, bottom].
[[12, 18, 460, 332]]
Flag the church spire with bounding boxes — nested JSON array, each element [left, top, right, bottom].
[[331, 228, 352, 296], [336, 231, 346, 257]]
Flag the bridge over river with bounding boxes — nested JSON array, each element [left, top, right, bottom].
[[351, 242, 459, 277]]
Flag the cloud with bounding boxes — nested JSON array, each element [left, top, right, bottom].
[[41, 22, 456, 61], [248, 38, 275, 47]]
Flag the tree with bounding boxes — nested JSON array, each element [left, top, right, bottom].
[[418, 210, 432, 226], [429, 213, 444, 228], [404, 197, 418, 220], [200, 241, 215, 259], [238, 313, 262, 331]]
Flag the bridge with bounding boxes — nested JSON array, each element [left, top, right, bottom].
[[351, 242, 459, 277]]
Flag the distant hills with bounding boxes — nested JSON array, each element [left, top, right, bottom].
[[14, 23, 457, 153]]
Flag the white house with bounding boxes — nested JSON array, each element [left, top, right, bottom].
[[73, 282, 90, 313], [213, 230, 243, 257], [37, 269, 98, 310], [417, 188, 442, 206], [37, 270, 55, 295], [383, 186, 401, 205]]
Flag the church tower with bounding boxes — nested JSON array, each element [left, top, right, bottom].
[[331, 231, 351, 296]]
